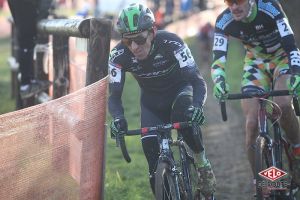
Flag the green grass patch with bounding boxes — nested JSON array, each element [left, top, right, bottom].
[[0, 37, 15, 114]]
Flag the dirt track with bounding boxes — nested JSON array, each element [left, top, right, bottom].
[[164, 4, 254, 200], [194, 43, 253, 200], [202, 70, 253, 200]]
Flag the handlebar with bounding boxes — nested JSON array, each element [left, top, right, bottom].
[[219, 90, 300, 121], [113, 122, 191, 163]]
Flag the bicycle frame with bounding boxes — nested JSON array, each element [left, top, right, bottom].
[[257, 98, 278, 168], [156, 130, 189, 199], [219, 89, 300, 199], [112, 122, 202, 199]]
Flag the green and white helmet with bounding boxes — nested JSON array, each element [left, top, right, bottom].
[[116, 3, 155, 36]]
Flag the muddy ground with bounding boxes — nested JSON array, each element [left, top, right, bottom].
[[202, 67, 253, 200]]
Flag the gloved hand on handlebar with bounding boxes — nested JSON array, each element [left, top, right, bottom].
[[289, 74, 300, 95], [110, 117, 128, 139], [185, 106, 205, 126], [213, 75, 229, 100]]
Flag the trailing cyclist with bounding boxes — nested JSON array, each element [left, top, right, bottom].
[[211, 0, 300, 192], [108, 3, 216, 199]]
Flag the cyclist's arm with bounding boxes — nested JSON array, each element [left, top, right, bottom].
[[274, 1, 300, 73], [182, 65, 207, 107], [211, 31, 229, 84], [175, 43, 207, 107], [108, 60, 126, 119]]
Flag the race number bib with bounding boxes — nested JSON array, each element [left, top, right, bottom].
[[213, 33, 228, 52], [174, 44, 195, 68], [109, 63, 122, 83], [277, 18, 293, 37], [290, 51, 300, 67]]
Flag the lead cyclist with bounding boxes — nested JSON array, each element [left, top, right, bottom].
[[108, 3, 216, 199]]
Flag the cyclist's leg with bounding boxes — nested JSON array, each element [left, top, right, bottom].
[[7, 0, 37, 85], [240, 97, 259, 175], [170, 85, 205, 160], [242, 53, 273, 194], [242, 53, 272, 176], [170, 85, 216, 198], [140, 99, 171, 194], [272, 56, 300, 186]]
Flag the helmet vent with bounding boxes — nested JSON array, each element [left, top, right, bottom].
[[133, 14, 138, 27], [144, 15, 150, 22], [123, 16, 129, 28]]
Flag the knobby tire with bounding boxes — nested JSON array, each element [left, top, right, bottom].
[[256, 136, 272, 200], [180, 145, 199, 199], [155, 160, 181, 200]]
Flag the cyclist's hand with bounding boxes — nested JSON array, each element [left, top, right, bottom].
[[110, 118, 128, 139], [213, 76, 229, 100], [185, 106, 205, 126], [289, 74, 300, 95]]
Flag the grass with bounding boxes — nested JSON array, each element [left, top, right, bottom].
[[0, 36, 15, 114]]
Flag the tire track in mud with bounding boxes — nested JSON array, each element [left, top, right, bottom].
[[201, 62, 253, 199]]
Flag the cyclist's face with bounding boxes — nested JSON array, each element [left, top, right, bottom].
[[225, 0, 250, 21], [122, 30, 153, 60]]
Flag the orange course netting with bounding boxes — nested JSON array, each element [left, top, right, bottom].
[[0, 77, 108, 200]]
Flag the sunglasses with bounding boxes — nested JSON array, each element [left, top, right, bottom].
[[224, 0, 247, 6], [122, 32, 150, 46]]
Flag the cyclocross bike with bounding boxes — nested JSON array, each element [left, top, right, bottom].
[[112, 122, 215, 200], [219, 89, 300, 200]]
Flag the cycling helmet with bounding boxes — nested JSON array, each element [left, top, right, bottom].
[[116, 3, 155, 36]]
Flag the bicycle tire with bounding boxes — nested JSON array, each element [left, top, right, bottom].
[[155, 160, 181, 200], [255, 136, 274, 200], [180, 144, 199, 199], [272, 123, 283, 169]]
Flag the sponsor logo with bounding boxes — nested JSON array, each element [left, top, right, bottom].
[[131, 57, 138, 63], [154, 54, 164, 60], [109, 49, 124, 62], [259, 166, 287, 181], [258, 0, 280, 17], [255, 24, 264, 31], [257, 166, 288, 191]]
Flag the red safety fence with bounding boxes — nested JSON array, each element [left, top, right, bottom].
[[0, 77, 108, 200]]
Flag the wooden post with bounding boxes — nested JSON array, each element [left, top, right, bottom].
[[86, 18, 111, 86], [52, 35, 70, 99], [84, 18, 112, 200], [35, 34, 49, 83]]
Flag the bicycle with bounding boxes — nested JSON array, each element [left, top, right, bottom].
[[111, 122, 216, 200], [219, 89, 300, 200]]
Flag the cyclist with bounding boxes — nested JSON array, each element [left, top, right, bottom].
[[211, 0, 300, 190], [108, 3, 216, 198], [8, 0, 53, 99]]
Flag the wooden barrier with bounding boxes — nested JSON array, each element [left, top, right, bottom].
[[8, 17, 112, 200], [9, 17, 111, 106]]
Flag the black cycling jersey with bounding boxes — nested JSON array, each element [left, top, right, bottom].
[[108, 30, 207, 119], [212, 0, 300, 83]]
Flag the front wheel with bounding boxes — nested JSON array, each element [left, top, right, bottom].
[[255, 136, 274, 200], [180, 144, 199, 199], [155, 160, 181, 200]]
